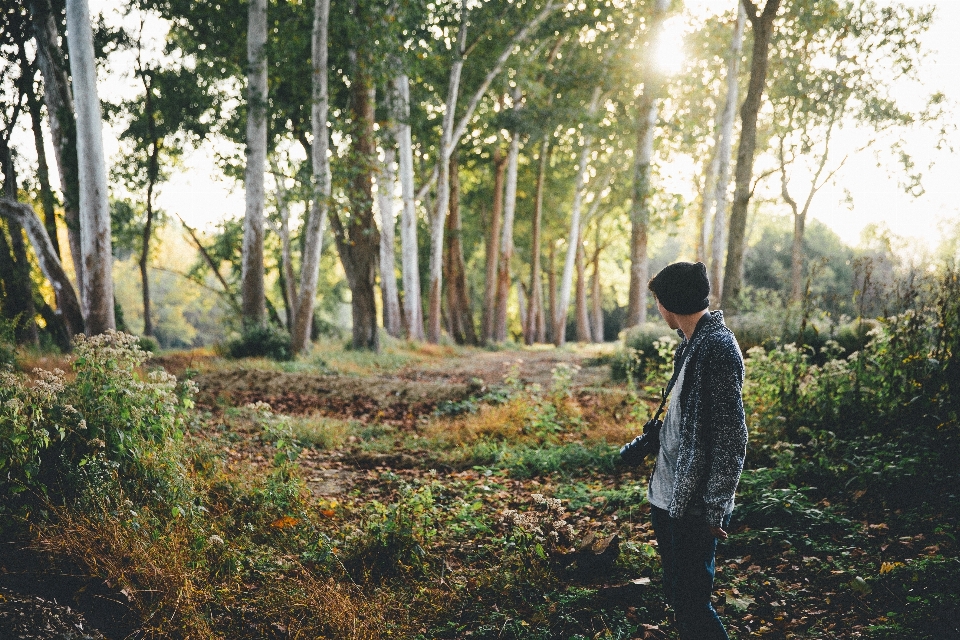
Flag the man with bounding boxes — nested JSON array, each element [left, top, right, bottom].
[[643, 261, 747, 640]]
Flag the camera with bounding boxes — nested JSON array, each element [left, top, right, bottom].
[[619, 418, 663, 466]]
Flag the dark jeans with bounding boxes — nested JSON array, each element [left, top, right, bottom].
[[651, 506, 730, 640]]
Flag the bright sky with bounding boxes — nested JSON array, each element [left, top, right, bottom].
[[14, 0, 960, 254]]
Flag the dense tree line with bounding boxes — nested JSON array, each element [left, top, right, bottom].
[[0, 0, 943, 352]]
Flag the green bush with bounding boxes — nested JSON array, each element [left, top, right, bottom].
[[610, 323, 676, 383], [225, 323, 292, 361], [0, 331, 196, 512], [0, 316, 17, 369], [868, 556, 960, 639]]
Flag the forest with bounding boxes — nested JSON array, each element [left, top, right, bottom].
[[0, 0, 958, 638]]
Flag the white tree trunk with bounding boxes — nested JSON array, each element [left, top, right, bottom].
[[554, 87, 601, 345], [427, 2, 468, 344], [292, 0, 331, 353], [66, 0, 114, 334], [427, 0, 559, 343], [241, 0, 268, 327], [378, 144, 402, 337], [393, 73, 424, 340], [493, 86, 522, 342], [709, 1, 746, 307]]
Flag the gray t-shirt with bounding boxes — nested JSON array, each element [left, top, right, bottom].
[[647, 359, 735, 517]]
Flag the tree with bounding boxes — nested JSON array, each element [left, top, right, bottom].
[[425, 0, 559, 343], [291, 0, 331, 354], [625, 0, 671, 328], [241, 0, 268, 328], [28, 0, 83, 298], [768, 0, 937, 302], [721, 0, 783, 312], [111, 24, 211, 338], [67, 0, 115, 334], [704, 2, 746, 306]]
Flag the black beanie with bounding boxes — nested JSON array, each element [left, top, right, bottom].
[[648, 261, 710, 315]]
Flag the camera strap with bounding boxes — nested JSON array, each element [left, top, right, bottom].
[[652, 341, 690, 423]]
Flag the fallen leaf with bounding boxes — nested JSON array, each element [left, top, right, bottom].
[[725, 590, 756, 611], [270, 516, 300, 529]]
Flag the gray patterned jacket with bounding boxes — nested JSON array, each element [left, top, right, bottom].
[[664, 310, 747, 527]]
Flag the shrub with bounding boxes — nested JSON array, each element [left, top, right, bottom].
[[224, 323, 292, 361], [0, 331, 196, 512], [0, 316, 16, 368], [610, 323, 676, 383]]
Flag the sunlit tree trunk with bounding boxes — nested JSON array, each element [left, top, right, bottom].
[[626, 0, 670, 329], [721, 0, 782, 312], [546, 241, 556, 344], [554, 87, 601, 346], [378, 144, 402, 337], [392, 73, 424, 340], [444, 152, 477, 345], [29, 0, 81, 296], [494, 88, 522, 342], [590, 226, 604, 343], [709, 1, 746, 307], [428, 3, 468, 344], [0, 138, 38, 345], [0, 199, 83, 339], [428, 0, 559, 343], [292, 0, 331, 354], [574, 236, 592, 343], [67, 0, 114, 334], [524, 138, 549, 345], [241, 0, 267, 328], [482, 137, 506, 343]]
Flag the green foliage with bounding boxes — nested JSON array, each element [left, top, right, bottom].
[[224, 323, 293, 361], [346, 482, 441, 579], [868, 556, 960, 639], [0, 331, 195, 512], [610, 323, 677, 383], [0, 315, 16, 368]]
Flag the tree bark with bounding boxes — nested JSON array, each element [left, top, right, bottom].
[[524, 138, 549, 345], [29, 0, 81, 295], [139, 77, 160, 338], [0, 199, 83, 339], [291, 0, 331, 353], [626, 0, 671, 329], [66, 0, 115, 334], [241, 0, 268, 328], [721, 0, 782, 312], [378, 143, 402, 337], [574, 234, 592, 343], [428, 0, 559, 343], [21, 52, 60, 259], [392, 73, 424, 340], [329, 50, 380, 351], [0, 137, 39, 345], [590, 224, 604, 343], [546, 241, 556, 344], [444, 152, 477, 345], [481, 136, 507, 343], [709, 1, 746, 307], [427, 3, 468, 344], [554, 87, 601, 346], [493, 87, 522, 342]]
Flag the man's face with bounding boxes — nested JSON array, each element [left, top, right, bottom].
[[657, 299, 679, 330]]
